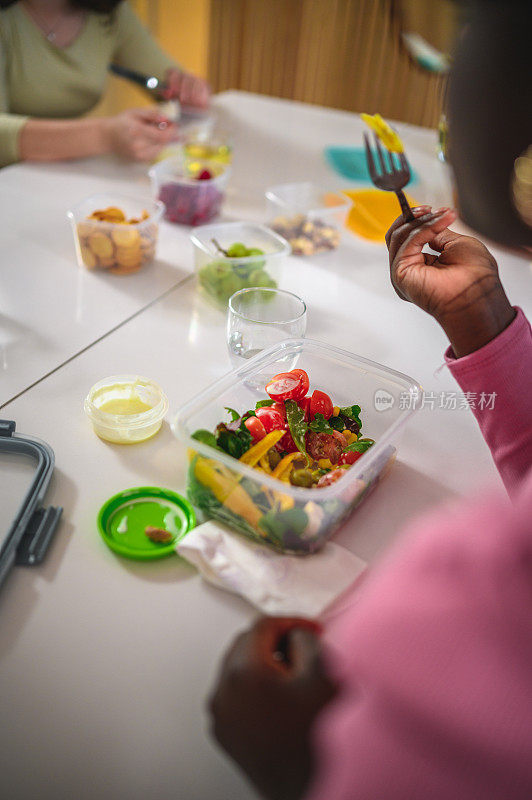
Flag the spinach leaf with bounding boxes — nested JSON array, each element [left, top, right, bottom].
[[308, 413, 334, 434], [215, 422, 252, 459], [328, 415, 346, 431], [255, 399, 274, 409], [345, 438, 374, 454], [339, 404, 362, 434], [258, 507, 309, 545], [284, 399, 309, 461], [224, 406, 241, 422], [191, 429, 219, 450]]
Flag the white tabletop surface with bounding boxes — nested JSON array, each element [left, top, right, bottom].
[[0, 153, 193, 408], [0, 91, 531, 800]]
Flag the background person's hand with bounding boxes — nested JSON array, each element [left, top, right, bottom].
[[103, 108, 177, 162], [209, 616, 337, 800], [386, 207, 516, 357], [163, 68, 211, 109]]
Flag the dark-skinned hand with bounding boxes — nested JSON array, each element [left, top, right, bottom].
[[386, 206, 516, 357], [208, 616, 338, 800]]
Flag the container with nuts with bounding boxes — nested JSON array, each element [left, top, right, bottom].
[[67, 194, 164, 274], [265, 182, 351, 256]]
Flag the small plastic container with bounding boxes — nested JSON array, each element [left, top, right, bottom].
[[265, 181, 351, 255], [149, 155, 230, 226], [183, 127, 233, 166], [84, 375, 168, 444], [173, 338, 422, 554], [190, 221, 291, 308], [67, 193, 163, 274]]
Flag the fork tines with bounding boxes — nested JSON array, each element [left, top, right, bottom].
[[363, 132, 411, 185], [363, 131, 414, 221]]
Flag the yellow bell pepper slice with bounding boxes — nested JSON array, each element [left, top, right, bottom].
[[194, 456, 263, 528], [259, 455, 272, 473], [239, 429, 284, 467], [271, 451, 301, 480], [361, 113, 404, 153]]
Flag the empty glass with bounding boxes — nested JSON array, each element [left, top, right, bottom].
[[227, 288, 307, 368]]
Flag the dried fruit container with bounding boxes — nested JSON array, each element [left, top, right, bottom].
[[149, 155, 230, 226], [266, 181, 351, 255], [67, 193, 162, 274], [173, 339, 422, 554], [190, 221, 290, 308]]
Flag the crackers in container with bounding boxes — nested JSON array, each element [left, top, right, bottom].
[[75, 206, 157, 274]]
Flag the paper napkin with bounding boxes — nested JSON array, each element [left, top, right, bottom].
[[176, 521, 366, 618]]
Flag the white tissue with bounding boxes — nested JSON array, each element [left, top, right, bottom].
[[177, 521, 366, 618]]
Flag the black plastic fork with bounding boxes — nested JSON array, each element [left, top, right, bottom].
[[363, 132, 414, 221]]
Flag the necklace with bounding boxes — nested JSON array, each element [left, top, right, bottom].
[[23, 1, 68, 43]]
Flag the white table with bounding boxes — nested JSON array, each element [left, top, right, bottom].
[[0, 155, 194, 408], [0, 92, 530, 800]]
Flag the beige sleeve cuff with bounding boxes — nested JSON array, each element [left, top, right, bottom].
[[0, 114, 29, 167]]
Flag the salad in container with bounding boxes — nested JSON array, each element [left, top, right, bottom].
[[173, 339, 422, 554]]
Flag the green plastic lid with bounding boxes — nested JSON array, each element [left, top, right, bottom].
[[97, 486, 196, 560]]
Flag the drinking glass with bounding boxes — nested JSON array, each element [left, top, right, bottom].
[[227, 288, 307, 368]]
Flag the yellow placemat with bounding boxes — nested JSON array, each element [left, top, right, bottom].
[[343, 189, 418, 242]]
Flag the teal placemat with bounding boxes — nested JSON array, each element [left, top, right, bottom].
[[324, 146, 417, 185]]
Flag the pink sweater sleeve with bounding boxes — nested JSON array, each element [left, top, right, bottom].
[[305, 472, 532, 800], [444, 307, 532, 496]]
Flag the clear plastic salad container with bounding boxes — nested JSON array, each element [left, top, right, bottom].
[[173, 339, 422, 555], [190, 221, 291, 308], [149, 155, 230, 226], [265, 182, 351, 256]]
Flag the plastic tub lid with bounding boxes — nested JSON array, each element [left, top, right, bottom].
[[97, 486, 196, 560]]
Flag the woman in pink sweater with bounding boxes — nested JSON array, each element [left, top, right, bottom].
[[208, 3, 532, 798]]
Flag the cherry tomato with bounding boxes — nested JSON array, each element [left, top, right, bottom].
[[306, 431, 344, 464], [338, 450, 362, 466], [272, 402, 287, 421], [255, 407, 285, 432], [331, 430, 347, 448], [244, 415, 267, 441], [317, 469, 345, 487], [276, 429, 298, 453], [289, 369, 309, 397], [298, 395, 311, 421], [309, 389, 334, 420], [265, 373, 302, 401], [265, 370, 308, 401]]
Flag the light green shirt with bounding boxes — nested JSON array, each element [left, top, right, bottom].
[[0, 1, 177, 166]]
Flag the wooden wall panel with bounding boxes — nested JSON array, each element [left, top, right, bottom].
[[208, 0, 450, 128]]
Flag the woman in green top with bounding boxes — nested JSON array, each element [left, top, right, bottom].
[[0, 0, 210, 167]]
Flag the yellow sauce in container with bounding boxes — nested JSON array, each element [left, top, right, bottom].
[[84, 376, 168, 444]]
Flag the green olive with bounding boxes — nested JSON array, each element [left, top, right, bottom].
[[289, 469, 315, 487], [267, 449, 281, 470]]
